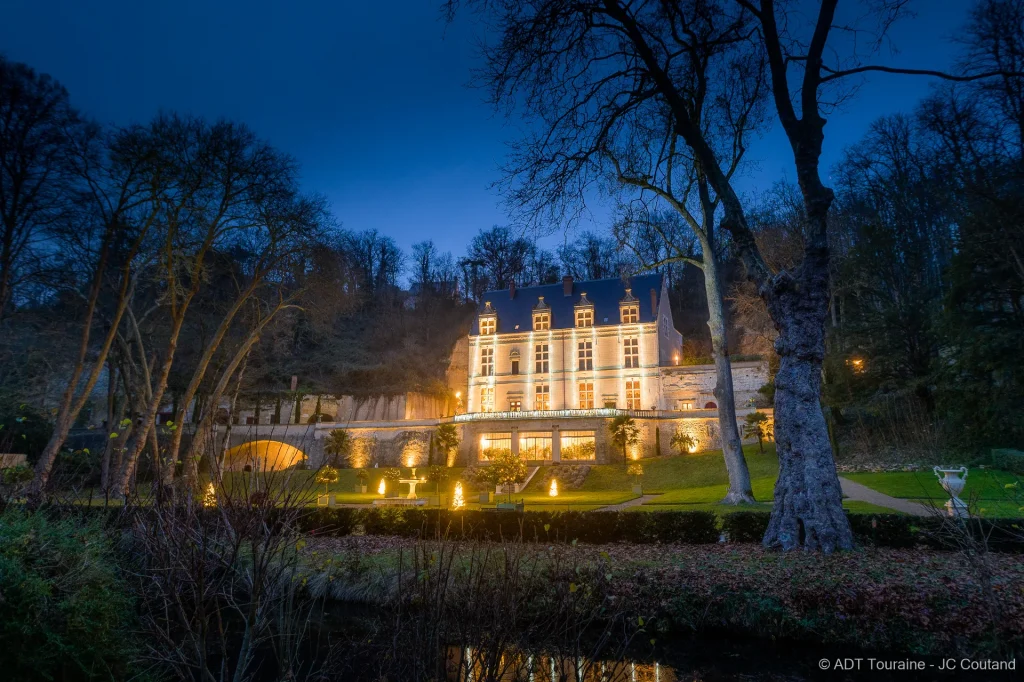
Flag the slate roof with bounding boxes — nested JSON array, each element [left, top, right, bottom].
[[473, 274, 664, 334]]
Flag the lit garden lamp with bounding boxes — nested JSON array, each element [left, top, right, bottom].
[[452, 481, 465, 510], [203, 482, 217, 508], [377, 479, 386, 496], [549, 478, 558, 497]]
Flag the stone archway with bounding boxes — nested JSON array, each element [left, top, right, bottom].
[[223, 440, 306, 472]]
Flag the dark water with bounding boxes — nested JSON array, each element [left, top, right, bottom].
[[431, 642, 1018, 682]]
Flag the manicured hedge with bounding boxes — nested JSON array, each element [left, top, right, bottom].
[[992, 448, 1024, 474], [294, 507, 1024, 552], [719, 511, 770, 543], [297, 508, 719, 544]]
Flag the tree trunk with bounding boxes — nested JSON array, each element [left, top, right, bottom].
[[703, 252, 755, 504], [184, 303, 293, 481], [762, 241, 852, 552], [114, 318, 185, 496], [27, 252, 131, 505], [162, 284, 262, 482]]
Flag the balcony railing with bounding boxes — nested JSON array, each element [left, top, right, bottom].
[[450, 408, 662, 422]]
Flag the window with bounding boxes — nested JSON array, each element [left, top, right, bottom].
[[623, 337, 639, 368], [577, 341, 593, 371], [535, 344, 549, 373], [480, 347, 494, 376], [535, 384, 550, 411], [509, 399, 521, 412], [481, 387, 494, 413], [479, 432, 510, 459], [621, 304, 639, 324], [533, 311, 550, 331], [578, 381, 594, 409], [626, 379, 641, 409], [677, 400, 694, 411], [575, 308, 593, 328], [480, 316, 496, 335], [520, 432, 552, 459], [511, 358, 519, 375], [560, 430, 596, 460]]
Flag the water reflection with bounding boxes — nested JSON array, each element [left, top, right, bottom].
[[448, 647, 674, 682]]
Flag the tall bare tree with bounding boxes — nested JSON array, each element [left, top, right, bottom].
[[28, 122, 161, 504], [112, 115, 307, 496], [0, 56, 82, 321], [449, 0, 1022, 550]]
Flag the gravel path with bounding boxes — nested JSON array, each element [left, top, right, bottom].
[[839, 476, 934, 516], [595, 493, 662, 511]]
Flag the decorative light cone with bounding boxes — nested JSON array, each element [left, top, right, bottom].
[[549, 478, 558, 497], [452, 481, 465, 510], [203, 482, 217, 508], [377, 479, 386, 496]]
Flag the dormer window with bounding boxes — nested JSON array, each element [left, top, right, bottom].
[[479, 301, 497, 335], [574, 292, 594, 328], [533, 296, 550, 330], [620, 288, 639, 324]]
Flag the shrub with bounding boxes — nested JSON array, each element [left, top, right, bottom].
[[720, 511, 771, 542], [543, 464, 590, 490], [0, 510, 141, 681], [298, 508, 361, 536], [992, 448, 1024, 474]]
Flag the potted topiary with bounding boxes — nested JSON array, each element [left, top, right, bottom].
[[315, 465, 339, 507], [627, 461, 644, 495], [355, 469, 368, 493]]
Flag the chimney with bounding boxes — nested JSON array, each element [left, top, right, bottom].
[[562, 275, 573, 296], [650, 288, 658, 317], [509, 280, 516, 299]]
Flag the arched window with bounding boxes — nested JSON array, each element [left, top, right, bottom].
[[704, 401, 718, 409]]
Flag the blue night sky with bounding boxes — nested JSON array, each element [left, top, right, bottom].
[[1, 0, 969, 260]]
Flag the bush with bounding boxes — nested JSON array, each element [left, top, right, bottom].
[[297, 507, 361, 536], [543, 464, 590, 490], [720, 511, 771, 543], [0, 510, 141, 681], [992, 448, 1024, 474], [288, 508, 1024, 552]]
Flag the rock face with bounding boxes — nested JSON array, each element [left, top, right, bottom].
[[659, 361, 768, 409]]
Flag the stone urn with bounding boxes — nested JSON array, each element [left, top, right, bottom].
[[933, 466, 969, 518]]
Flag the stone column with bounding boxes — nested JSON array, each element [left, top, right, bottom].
[[511, 426, 520, 457], [551, 425, 561, 463]]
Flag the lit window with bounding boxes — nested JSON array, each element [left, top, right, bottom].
[[577, 341, 593, 370], [509, 399, 521, 412], [533, 311, 550, 331], [535, 344, 549, 373], [623, 337, 639, 368], [535, 384, 550, 411], [621, 304, 639, 324], [479, 316, 496, 335], [481, 387, 494, 412], [578, 381, 594, 409], [575, 308, 593, 328], [480, 347, 493, 376], [626, 379, 640, 410], [678, 401, 694, 411]]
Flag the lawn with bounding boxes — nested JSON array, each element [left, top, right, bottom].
[[844, 469, 1024, 517]]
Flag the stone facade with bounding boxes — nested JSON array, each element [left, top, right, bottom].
[[659, 360, 769, 410]]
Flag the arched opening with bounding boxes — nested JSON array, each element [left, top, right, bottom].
[[704, 401, 718, 409], [224, 440, 306, 472]]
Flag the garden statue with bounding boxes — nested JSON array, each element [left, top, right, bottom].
[[933, 466, 969, 518]]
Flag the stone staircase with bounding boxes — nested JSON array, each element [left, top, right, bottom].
[[496, 466, 540, 495]]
